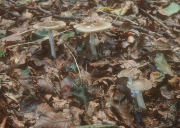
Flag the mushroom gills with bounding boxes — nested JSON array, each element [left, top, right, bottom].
[[89, 33, 97, 56]]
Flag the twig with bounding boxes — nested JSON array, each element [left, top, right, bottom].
[[37, 4, 82, 20], [18, 29, 36, 35], [140, 9, 175, 38], [112, 22, 163, 37], [63, 44, 83, 85], [99, 10, 138, 25]]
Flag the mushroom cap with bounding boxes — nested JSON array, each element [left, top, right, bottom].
[[33, 21, 66, 30], [127, 78, 152, 91], [74, 20, 112, 33], [117, 68, 142, 79]]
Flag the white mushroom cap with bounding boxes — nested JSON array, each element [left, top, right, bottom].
[[33, 21, 66, 30], [74, 21, 112, 33], [127, 78, 152, 91]]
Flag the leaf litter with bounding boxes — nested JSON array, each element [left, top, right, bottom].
[[0, 0, 180, 128]]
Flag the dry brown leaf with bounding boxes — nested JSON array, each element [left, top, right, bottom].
[[151, 37, 170, 50], [0, 19, 15, 29], [71, 106, 84, 125], [53, 98, 69, 110], [37, 77, 54, 93], [0, 117, 7, 128], [158, 110, 175, 121], [0, 33, 22, 44], [35, 103, 53, 114], [111, 101, 134, 128], [33, 111, 72, 128], [11, 116, 25, 128], [93, 76, 117, 85], [10, 51, 27, 65], [160, 86, 174, 99], [80, 69, 92, 85], [120, 60, 138, 69], [168, 75, 179, 88], [87, 101, 100, 117], [90, 59, 110, 67], [150, 71, 165, 87]]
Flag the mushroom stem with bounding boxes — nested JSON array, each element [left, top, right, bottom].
[[89, 33, 97, 56], [47, 30, 56, 59], [135, 91, 146, 109]]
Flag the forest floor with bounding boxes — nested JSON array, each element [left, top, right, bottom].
[[0, 0, 180, 128]]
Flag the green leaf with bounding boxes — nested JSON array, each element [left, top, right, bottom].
[[71, 85, 88, 104], [59, 31, 75, 41], [34, 30, 48, 38], [76, 124, 117, 128], [21, 68, 30, 75], [76, 43, 85, 52], [62, 0, 76, 3], [66, 64, 77, 72], [164, 2, 180, 16], [16, 0, 32, 5], [0, 33, 5, 39], [154, 53, 173, 76], [0, 50, 5, 58]]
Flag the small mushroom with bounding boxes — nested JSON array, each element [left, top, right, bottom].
[[33, 21, 66, 58], [127, 78, 152, 109], [74, 20, 112, 56]]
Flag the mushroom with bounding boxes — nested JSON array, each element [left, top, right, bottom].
[[127, 78, 152, 109], [74, 20, 112, 56], [33, 21, 66, 58]]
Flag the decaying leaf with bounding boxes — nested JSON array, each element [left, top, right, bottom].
[[111, 1, 132, 16], [0, 32, 22, 43], [111, 101, 134, 128], [150, 71, 165, 87], [160, 86, 174, 99], [76, 124, 118, 128], [0, 0, 179, 127], [33, 111, 72, 128], [71, 106, 84, 125], [87, 101, 99, 117], [154, 53, 174, 76]]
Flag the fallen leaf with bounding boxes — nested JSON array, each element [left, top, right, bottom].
[[71, 106, 84, 125], [87, 101, 100, 117], [33, 111, 72, 128], [150, 71, 165, 87], [0, 33, 22, 44], [163, 2, 180, 16], [160, 86, 174, 99], [154, 53, 174, 76]]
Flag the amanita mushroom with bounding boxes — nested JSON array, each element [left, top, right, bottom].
[[74, 20, 112, 56], [127, 78, 152, 109], [33, 21, 66, 58]]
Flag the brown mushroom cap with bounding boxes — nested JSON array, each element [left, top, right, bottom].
[[33, 21, 66, 30], [127, 78, 152, 91], [117, 68, 142, 79], [74, 20, 112, 33]]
